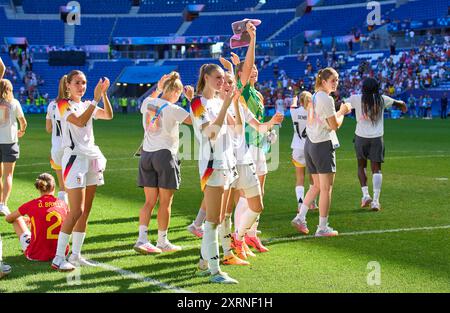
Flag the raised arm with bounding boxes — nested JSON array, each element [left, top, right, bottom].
[[238, 23, 256, 87], [95, 78, 114, 120], [148, 74, 170, 100], [219, 57, 234, 74], [66, 79, 103, 127]]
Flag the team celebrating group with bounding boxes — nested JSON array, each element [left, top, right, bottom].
[[0, 22, 406, 283]]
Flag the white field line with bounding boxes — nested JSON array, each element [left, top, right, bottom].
[[91, 224, 450, 257], [14, 154, 450, 176], [88, 260, 192, 293], [84, 224, 449, 293]]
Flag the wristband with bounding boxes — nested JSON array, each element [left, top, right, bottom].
[[91, 100, 98, 107]]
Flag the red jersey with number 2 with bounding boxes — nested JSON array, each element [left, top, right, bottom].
[[18, 195, 69, 261]]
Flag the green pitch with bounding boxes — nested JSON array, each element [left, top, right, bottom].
[[0, 114, 449, 293]]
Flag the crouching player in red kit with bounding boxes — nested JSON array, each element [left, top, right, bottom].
[[5, 173, 69, 261]]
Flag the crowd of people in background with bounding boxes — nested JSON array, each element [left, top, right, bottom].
[[255, 38, 449, 118]]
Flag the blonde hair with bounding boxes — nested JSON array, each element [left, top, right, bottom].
[[315, 67, 338, 92], [34, 173, 55, 194], [196, 64, 222, 94], [224, 71, 235, 85], [57, 75, 71, 101], [162, 71, 183, 94], [0, 79, 13, 103], [299, 91, 312, 109]]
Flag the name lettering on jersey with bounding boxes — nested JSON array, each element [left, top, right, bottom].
[[38, 201, 59, 208]]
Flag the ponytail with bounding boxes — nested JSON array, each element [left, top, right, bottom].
[[56, 75, 70, 101]]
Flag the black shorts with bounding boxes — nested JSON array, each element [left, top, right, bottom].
[[304, 137, 336, 174], [138, 149, 181, 190], [0, 143, 20, 163], [354, 135, 384, 163]]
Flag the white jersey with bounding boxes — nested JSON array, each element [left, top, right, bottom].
[[141, 97, 189, 155], [0, 99, 24, 144], [290, 105, 308, 149], [46, 101, 63, 150], [306, 91, 339, 147], [346, 94, 394, 138], [57, 99, 103, 159], [228, 103, 255, 165], [190, 96, 236, 176]]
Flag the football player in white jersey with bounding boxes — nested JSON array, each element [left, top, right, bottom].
[[190, 63, 244, 284], [345, 77, 406, 211], [51, 70, 113, 272]]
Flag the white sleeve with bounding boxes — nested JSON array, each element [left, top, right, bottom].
[[343, 95, 354, 109], [169, 104, 189, 123], [46, 101, 54, 120], [190, 97, 211, 128], [141, 98, 149, 114], [382, 95, 395, 109], [320, 95, 336, 119], [14, 100, 24, 119]]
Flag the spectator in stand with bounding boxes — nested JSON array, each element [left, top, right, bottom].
[[407, 94, 417, 118]]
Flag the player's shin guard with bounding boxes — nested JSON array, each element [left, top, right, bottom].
[[234, 197, 248, 231], [202, 221, 220, 274], [237, 209, 259, 241]]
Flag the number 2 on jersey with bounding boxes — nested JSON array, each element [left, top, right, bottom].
[[46, 211, 62, 239]]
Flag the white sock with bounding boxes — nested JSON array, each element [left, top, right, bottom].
[[247, 215, 260, 237], [373, 173, 382, 202], [194, 208, 206, 228], [237, 209, 259, 241], [362, 186, 369, 198], [201, 221, 220, 274], [138, 225, 149, 244], [219, 214, 233, 256], [297, 203, 309, 221], [295, 186, 305, 209], [55, 232, 71, 258], [71, 232, 86, 258], [19, 231, 31, 252], [57, 191, 68, 203], [234, 197, 248, 231], [319, 216, 328, 230], [157, 230, 168, 245]]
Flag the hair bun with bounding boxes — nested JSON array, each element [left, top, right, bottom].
[[169, 72, 180, 81]]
